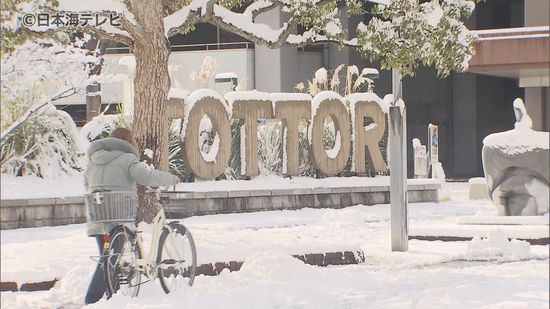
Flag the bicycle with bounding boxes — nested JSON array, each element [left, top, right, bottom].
[[84, 191, 197, 298]]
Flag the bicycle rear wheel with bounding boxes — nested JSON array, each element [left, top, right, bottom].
[[103, 225, 142, 298], [157, 222, 197, 293]]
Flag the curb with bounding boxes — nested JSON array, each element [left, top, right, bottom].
[[409, 235, 550, 245], [0, 250, 365, 292]]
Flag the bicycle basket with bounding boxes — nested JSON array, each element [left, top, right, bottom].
[[84, 191, 138, 223]]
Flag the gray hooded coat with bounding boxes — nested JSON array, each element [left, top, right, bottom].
[[85, 138, 178, 235]]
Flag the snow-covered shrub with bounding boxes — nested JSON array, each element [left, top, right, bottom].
[[258, 120, 283, 175], [198, 115, 216, 155], [189, 56, 217, 89], [1, 103, 83, 178], [297, 65, 374, 98], [224, 120, 245, 180], [1, 39, 100, 138], [168, 120, 193, 181], [1, 39, 102, 178]]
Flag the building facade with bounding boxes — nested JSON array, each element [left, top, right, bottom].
[[56, 0, 549, 179]]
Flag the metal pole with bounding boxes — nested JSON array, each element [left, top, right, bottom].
[[390, 69, 408, 251]]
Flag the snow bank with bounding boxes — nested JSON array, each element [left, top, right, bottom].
[[174, 175, 439, 192], [232, 251, 319, 283], [466, 230, 531, 260], [1, 173, 440, 200], [0, 174, 86, 199]]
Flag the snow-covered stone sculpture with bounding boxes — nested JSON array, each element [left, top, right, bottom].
[[482, 99, 549, 216]]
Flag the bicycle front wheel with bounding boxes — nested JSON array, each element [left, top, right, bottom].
[[103, 225, 142, 298], [157, 222, 197, 293]]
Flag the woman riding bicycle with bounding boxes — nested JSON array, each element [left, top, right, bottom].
[[83, 127, 179, 304]]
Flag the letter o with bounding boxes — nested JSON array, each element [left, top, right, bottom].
[[310, 93, 352, 176], [183, 94, 231, 180]]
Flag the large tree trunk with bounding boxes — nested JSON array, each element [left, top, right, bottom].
[[131, 0, 171, 222]]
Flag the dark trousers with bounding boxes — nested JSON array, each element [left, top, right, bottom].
[[85, 235, 106, 304]]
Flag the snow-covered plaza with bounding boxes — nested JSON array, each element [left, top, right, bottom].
[[1, 182, 548, 308], [2, 0, 549, 308]]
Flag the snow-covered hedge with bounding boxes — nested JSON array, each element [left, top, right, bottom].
[[1, 103, 84, 178], [169, 119, 194, 181], [0, 39, 102, 179], [258, 120, 283, 176]]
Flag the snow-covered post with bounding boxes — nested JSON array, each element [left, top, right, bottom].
[[356, 0, 479, 251], [389, 69, 408, 252]]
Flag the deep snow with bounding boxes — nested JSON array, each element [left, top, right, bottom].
[[0, 183, 548, 308]]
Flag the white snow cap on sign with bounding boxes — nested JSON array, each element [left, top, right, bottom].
[[181, 89, 230, 137], [412, 138, 422, 148], [215, 72, 238, 79], [314, 68, 328, 82], [347, 92, 388, 113], [361, 68, 379, 76], [270, 93, 312, 102], [225, 90, 271, 107]]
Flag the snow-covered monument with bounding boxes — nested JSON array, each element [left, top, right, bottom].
[[482, 99, 549, 216]]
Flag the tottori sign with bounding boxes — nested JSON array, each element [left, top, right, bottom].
[[166, 89, 389, 180]]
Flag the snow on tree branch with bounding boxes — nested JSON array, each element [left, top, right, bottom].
[[164, 0, 211, 37], [0, 39, 120, 141], [163, 0, 350, 47], [357, 0, 478, 77]]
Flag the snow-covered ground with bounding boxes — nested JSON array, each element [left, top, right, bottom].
[[1, 183, 549, 308], [0, 173, 440, 200]]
